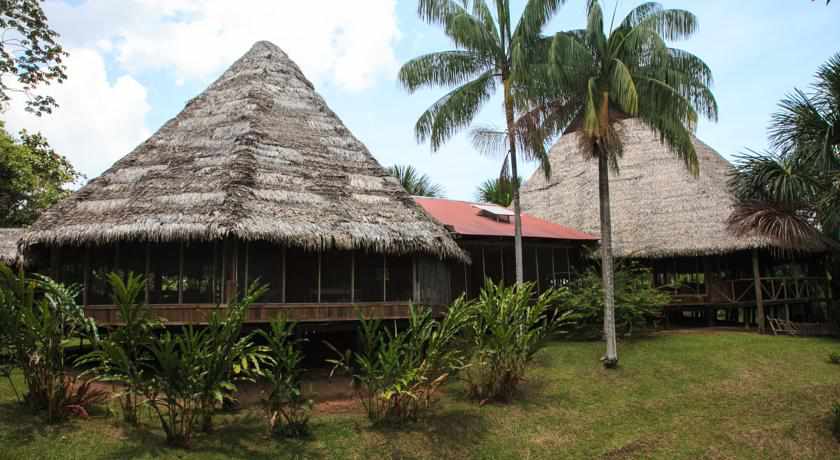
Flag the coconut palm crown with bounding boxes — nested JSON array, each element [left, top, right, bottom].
[[398, 0, 566, 284], [517, 1, 718, 367], [729, 52, 840, 248], [387, 164, 445, 198]]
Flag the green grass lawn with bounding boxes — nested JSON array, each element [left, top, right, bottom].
[[2, 330, 840, 459]]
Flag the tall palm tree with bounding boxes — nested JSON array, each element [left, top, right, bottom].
[[387, 164, 445, 198], [517, 1, 718, 367], [399, 0, 564, 284], [729, 53, 840, 248], [475, 176, 521, 206]]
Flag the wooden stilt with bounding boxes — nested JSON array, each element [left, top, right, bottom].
[[752, 249, 765, 334]]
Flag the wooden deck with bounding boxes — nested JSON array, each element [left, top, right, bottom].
[[86, 302, 446, 325]]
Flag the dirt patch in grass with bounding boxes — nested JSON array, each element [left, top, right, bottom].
[[601, 438, 658, 460]]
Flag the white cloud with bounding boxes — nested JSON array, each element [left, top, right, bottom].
[[46, 0, 400, 91], [4, 48, 151, 182]]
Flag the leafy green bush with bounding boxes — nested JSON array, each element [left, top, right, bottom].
[[257, 317, 311, 438], [141, 282, 267, 447], [328, 304, 470, 424], [556, 261, 671, 338], [78, 272, 158, 424], [0, 264, 101, 422], [461, 281, 566, 403]]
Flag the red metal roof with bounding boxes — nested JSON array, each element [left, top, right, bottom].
[[413, 197, 598, 241]]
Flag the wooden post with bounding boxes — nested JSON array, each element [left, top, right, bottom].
[[144, 243, 150, 304], [351, 251, 357, 303], [82, 246, 90, 307], [752, 249, 765, 334], [382, 254, 387, 302], [281, 246, 286, 303], [177, 242, 184, 304]]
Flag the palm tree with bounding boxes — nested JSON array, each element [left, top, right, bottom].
[[517, 1, 718, 367], [729, 53, 840, 248], [398, 0, 563, 284], [386, 164, 445, 198], [475, 176, 521, 206]]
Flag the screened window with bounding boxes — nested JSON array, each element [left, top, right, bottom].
[[355, 252, 384, 302], [537, 246, 554, 292], [484, 246, 502, 286], [386, 255, 413, 301], [182, 242, 214, 304], [247, 242, 283, 302], [502, 246, 515, 286], [467, 245, 484, 299], [321, 251, 353, 302], [451, 262, 467, 299], [553, 247, 572, 287], [118, 242, 147, 281], [59, 246, 86, 304], [88, 245, 116, 305], [524, 245, 539, 285], [149, 243, 180, 304], [285, 247, 318, 302]]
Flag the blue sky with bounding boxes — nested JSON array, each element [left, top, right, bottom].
[[5, 0, 839, 200]]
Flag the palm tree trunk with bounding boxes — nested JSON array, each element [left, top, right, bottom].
[[598, 144, 618, 367], [503, 77, 524, 284]]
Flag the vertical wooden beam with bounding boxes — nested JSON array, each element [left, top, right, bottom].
[[210, 241, 217, 303], [382, 254, 387, 302], [281, 246, 286, 303], [411, 255, 418, 303], [481, 247, 486, 280], [220, 240, 228, 304], [535, 247, 541, 292], [177, 241, 184, 304], [752, 249, 765, 333], [243, 241, 249, 289], [351, 251, 357, 303], [551, 247, 556, 288], [144, 243, 150, 304], [317, 252, 322, 304], [82, 246, 90, 307]]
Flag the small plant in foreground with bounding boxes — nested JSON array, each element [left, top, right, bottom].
[[258, 317, 311, 438], [140, 282, 268, 448], [78, 272, 157, 424], [462, 281, 568, 403], [0, 264, 101, 422], [328, 304, 470, 424], [828, 352, 840, 365]]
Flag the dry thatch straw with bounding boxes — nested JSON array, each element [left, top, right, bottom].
[[520, 118, 826, 258], [0, 228, 24, 266], [21, 41, 465, 261]]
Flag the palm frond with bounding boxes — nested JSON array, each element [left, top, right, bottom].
[[386, 164, 445, 198], [728, 200, 822, 250], [415, 71, 497, 151], [514, 0, 567, 43], [399, 51, 491, 93], [609, 58, 639, 115]]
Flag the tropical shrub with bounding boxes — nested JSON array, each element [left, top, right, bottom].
[[0, 264, 102, 422], [328, 304, 470, 424], [461, 281, 566, 403], [257, 317, 311, 438], [556, 261, 671, 338], [78, 272, 157, 424], [144, 282, 267, 447]]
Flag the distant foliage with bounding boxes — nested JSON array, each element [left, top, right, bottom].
[[557, 262, 671, 338], [0, 124, 82, 226], [461, 281, 568, 402], [0, 0, 67, 115], [0, 264, 101, 422], [475, 176, 521, 207], [328, 305, 469, 424], [257, 317, 311, 438], [386, 164, 444, 198]]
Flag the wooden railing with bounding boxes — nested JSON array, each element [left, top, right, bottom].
[[670, 277, 828, 306], [86, 302, 446, 326]]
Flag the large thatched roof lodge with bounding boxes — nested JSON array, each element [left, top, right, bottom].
[[520, 119, 831, 332], [414, 197, 597, 298], [19, 41, 471, 325]]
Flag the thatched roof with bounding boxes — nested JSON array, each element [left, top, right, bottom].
[[0, 228, 24, 266], [520, 118, 826, 259], [21, 41, 464, 260]]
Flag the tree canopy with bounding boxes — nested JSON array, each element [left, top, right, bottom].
[[0, 123, 81, 226], [475, 176, 520, 207], [0, 0, 67, 115]]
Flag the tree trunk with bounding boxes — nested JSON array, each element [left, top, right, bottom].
[[503, 77, 524, 284], [598, 145, 618, 367]]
